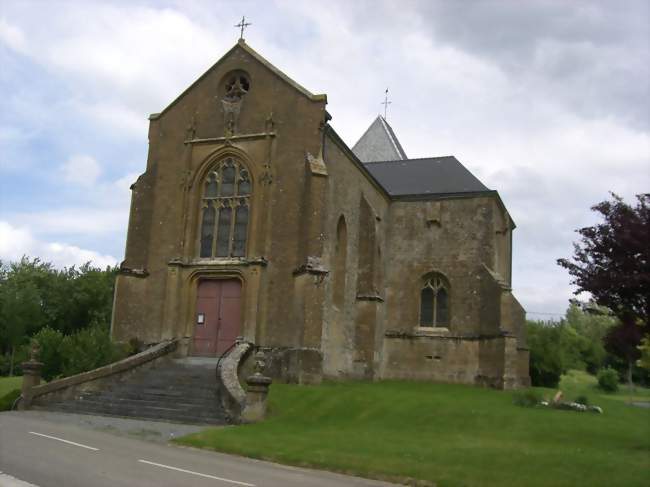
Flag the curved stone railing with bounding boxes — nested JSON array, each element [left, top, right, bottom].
[[21, 339, 178, 409], [217, 340, 253, 423]]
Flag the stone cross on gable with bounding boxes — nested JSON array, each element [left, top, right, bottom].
[[381, 88, 391, 119], [235, 16, 252, 40]]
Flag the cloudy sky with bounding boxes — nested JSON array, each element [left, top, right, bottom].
[[1, 0, 648, 319]]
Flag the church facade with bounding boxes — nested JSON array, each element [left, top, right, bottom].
[[111, 40, 530, 389]]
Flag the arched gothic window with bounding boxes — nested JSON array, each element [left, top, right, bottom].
[[199, 157, 251, 258], [420, 275, 449, 327]]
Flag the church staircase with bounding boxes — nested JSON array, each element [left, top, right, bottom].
[[36, 358, 228, 425]]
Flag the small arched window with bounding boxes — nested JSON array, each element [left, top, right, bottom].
[[199, 157, 251, 258], [420, 275, 449, 327]]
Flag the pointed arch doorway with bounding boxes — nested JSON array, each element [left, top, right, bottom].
[[192, 279, 242, 356]]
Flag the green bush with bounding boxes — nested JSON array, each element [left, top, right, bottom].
[[32, 327, 65, 381], [574, 395, 589, 406], [29, 324, 127, 380], [564, 303, 616, 374], [512, 389, 542, 407], [59, 324, 127, 377], [126, 337, 144, 356], [527, 321, 569, 387], [0, 388, 21, 411], [597, 367, 619, 392], [0, 348, 28, 376]]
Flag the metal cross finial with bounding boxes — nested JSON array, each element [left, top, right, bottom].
[[235, 16, 252, 40], [381, 88, 391, 119]]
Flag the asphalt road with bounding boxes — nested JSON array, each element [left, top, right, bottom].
[[0, 411, 398, 487]]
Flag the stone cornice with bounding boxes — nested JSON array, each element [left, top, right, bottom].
[[118, 265, 149, 278], [384, 330, 518, 341], [169, 257, 268, 267], [292, 256, 328, 276], [356, 293, 384, 302], [184, 132, 275, 145]]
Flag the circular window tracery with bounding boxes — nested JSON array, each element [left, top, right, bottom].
[[224, 73, 250, 101]]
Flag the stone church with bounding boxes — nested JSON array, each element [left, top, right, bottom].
[[111, 39, 530, 389]]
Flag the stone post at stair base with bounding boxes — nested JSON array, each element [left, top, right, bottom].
[[241, 350, 272, 423], [19, 341, 43, 410]]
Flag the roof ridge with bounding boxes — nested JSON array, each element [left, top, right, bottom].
[[363, 155, 456, 164], [237, 40, 326, 102], [378, 116, 407, 160], [377, 117, 398, 156]]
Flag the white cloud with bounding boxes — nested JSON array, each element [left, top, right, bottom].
[[6, 169, 137, 237], [1, 4, 228, 136], [1, 0, 647, 317], [61, 154, 102, 187], [8, 208, 127, 237], [0, 221, 118, 269], [0, 17, 26, 53]]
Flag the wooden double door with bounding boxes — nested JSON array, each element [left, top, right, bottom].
[[192, 279, 242, 356]]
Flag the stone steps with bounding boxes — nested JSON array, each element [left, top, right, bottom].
[[38, 359, 228, 425], [42, 403, 225, 425], [72, 392, 218, 409], [104, 386, 218, 400]]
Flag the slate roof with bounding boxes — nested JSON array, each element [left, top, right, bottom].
[[352, 116, 407, 162], [363, 156, 491, 197]]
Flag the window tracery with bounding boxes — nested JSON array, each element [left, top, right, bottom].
[[199, 157, 251, 258], [419, 275, 449, 327]]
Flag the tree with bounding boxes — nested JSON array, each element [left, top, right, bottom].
[[0, 257, 118, 376], [638, 336, 650, 371], [527, 320, 576, 387], [0, 267, 43, 375], [558, 193, 650, 384], [565, 301, 617, 373]]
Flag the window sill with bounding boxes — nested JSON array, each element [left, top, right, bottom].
[[413, 326, 450, 337]]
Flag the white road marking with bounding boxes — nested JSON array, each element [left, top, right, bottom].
[[28, 431, 99, 451], [0, 472, 40, 486], [138, 459, 256, 486]]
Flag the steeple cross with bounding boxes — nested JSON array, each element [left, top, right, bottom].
[[381, 88, 391, 119], [235, 16, 252, 40]]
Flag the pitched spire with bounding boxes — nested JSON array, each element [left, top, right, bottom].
[[352, 115, 407, 163]]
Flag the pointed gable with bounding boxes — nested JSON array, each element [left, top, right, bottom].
[[352, 115, 407, 163], [149, 39, 326, 120]]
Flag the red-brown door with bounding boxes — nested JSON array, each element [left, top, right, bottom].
[[193, 279, 242, 356]]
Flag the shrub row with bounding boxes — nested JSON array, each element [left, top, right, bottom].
[[32, 324, 128, 381]]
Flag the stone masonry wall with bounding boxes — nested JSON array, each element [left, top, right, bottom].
[[380, 335, 479, 384], [320, 133, 389, 378], [112, 42, 329, 351]]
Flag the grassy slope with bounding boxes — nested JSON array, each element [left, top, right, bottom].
[[0, 376, 23, 411], [561, 369, 650, 402], [177, 374, 650, 487], [0, 376, 22, 397]]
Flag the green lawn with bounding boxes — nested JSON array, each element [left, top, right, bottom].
[[561, 369, 650, 403], [0, 376, 22, 411], [0, 376, 22, 397], [176, 373, 650, 487]]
